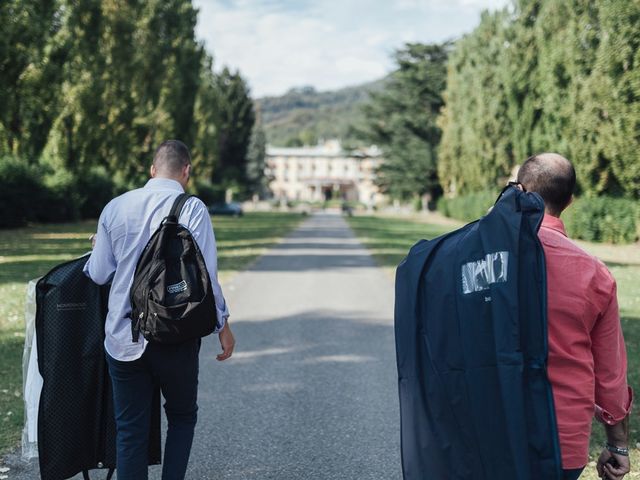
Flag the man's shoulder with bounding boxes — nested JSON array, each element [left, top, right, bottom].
[[98, 187, 147, 222], [540, 225, 614, 284], [185, 195, 206, 210], [107, 186, 144, 205], [540, 225, 591, 257]]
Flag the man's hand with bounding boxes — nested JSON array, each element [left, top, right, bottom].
[[596, 449, 630, 480], [90, 234, 97, 249], [216, 322, 235, 361]]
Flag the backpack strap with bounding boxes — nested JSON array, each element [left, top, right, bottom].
[[167, 193, 192, 223]]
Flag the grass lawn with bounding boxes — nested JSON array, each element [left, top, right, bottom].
[[0, 212, 302, 454], [348, 213, 640, 479]]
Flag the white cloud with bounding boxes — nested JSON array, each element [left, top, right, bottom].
[[194, 0, 510, 97]]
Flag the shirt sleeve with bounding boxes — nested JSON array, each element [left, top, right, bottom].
[[83, 206, 117, 285], [591, 276, 633, 424], [183, 198, 229, 332]]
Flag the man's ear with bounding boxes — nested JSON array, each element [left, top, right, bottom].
[[150, 164, 157, 178]]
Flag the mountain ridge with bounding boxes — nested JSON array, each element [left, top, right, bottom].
[[255, 77, 386, 147]]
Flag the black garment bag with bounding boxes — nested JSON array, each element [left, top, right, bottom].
[[36, 255, 161, 480]]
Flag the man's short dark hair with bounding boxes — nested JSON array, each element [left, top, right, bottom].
[[153, 140, 191, 175], [516, 153, 576, 215]]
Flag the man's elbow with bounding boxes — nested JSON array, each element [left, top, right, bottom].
[[84, 263, 114, 286]]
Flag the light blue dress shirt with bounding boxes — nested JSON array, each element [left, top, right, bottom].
[[84, 178, 229, 361]]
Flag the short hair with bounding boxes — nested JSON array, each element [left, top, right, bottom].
[[153, 140, 191, 176], [517, 153, 576, 215]]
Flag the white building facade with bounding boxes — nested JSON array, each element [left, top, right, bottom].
[[266, 140, 385, 206]]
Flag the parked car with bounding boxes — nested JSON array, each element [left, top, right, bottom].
[[208, 202, 243, 217]]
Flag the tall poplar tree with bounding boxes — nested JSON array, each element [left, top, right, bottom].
[[210, 67, 255, 189]]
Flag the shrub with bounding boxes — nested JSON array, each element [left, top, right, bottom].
[[38, 170, 80, 223], [563, 196, 638, 244], [191, 180, 225, 205], [0, 156, 48, 228], [0, 159, 120, 227], [75, 168, 117, 219], [437, 190, 497, 222]]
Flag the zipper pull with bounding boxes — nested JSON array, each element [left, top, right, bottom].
[[131, 312, 144, 342]]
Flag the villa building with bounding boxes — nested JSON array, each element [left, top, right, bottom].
[[265, 140, 385, 206]]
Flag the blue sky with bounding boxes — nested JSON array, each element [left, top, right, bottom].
[[194, 0, 510, 97]]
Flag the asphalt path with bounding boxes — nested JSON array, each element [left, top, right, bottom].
[[5, 212, 401, 479]]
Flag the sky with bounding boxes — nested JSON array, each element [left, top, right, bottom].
[[193, 0, 510, 98]]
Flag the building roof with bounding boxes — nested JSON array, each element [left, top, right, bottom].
[[266, 140, 381, 159]]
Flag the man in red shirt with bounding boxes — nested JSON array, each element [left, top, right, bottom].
[[517, 153, 633, 480]]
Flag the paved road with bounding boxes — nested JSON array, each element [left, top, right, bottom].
[[5, 212, 401, 479]]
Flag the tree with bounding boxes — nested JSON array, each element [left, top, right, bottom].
[[209, 67, 255, 190], [0, 0, 63, 160], [437, 0, 640, 199], [438, 10, 513, 195], [360, 43, 449, 202], [192, 55, 219, 181], [246, 116, 268, 197]]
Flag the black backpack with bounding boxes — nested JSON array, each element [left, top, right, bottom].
[[130, 193, 218, 344]]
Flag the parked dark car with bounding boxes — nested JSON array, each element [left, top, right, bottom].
[[208, 202, 243, 217]]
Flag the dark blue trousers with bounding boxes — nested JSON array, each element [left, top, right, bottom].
[[106, 339, 201, 480], [563, 467, 585, 480]]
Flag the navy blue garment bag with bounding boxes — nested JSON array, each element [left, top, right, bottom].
[[394, 186, 562, 480]]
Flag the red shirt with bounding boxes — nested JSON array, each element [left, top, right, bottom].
[[539, 215, 633, 469]]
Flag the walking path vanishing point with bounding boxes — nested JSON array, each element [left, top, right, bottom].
[[5, 212, 401, 480]]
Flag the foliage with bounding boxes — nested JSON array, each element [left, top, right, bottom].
[[0, 0, 63, 160], [563, 196, 639, 244], [437, 11, 513, 195], [39, 169, 81, 223], [209, 67, 255, 192], [190, 180, 225, 206], [246, 120, 269, 197], [0, 155, 119, 227], [74, 168, 118, 219], [0, 0, 260, 226], [437, 190, 497, 223], [0, 156, 48, 228], [359, 43, 449, 202], [256, 80, 386, 147], [438, 0, 640, 200]]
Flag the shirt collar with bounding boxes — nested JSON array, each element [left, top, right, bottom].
[[144, 177, 184, 192], [541, 214, 567, 237]]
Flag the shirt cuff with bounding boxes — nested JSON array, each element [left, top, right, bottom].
[[214, 304, 230, 333], [82, 257, 92, 278], [595, 386, 634, 425]]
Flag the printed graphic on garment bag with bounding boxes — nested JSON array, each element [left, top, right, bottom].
[[461, 251, 509, 295]]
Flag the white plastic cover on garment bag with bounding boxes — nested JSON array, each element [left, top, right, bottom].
[[22, 278, 42, 460]]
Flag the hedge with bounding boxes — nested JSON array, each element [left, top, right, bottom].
[[563, 197, 638, 244], [0, 156, 50, 228], [437, 190, 497, 223], [0, 156, 117, 228], [438, 189, 639, 244]]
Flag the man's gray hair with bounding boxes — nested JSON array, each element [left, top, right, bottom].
[[516, 153, 576, 215], [153, 140, 191, 175]]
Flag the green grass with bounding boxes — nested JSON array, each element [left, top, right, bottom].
[[348, 214, 640, 478], [346, 214, 455, 270], [0, 212, 302, 453]]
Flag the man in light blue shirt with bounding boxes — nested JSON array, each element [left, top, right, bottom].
[[85, 140, 235, 480]]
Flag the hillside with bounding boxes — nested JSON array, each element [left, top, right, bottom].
[[255, 78, 386, 147]]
